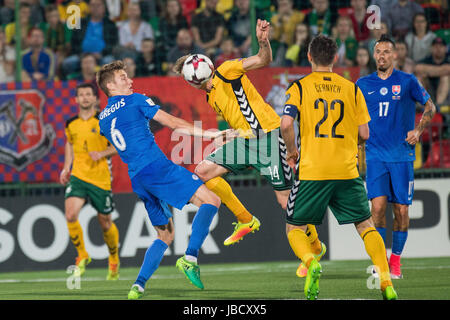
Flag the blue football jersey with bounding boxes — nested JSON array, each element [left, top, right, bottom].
[[99, 93, 166, 178], [356, 69, 430, 162]]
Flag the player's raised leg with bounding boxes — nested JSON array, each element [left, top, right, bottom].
[[286, 224, 322, 300], [176, 185, 221, 289], [65, 196, 91, 276], [195, 160, 259, 246], [355, 218, 397, 300], [274, 189, 326, 278]]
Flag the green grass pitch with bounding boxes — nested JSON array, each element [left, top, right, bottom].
[[0, 257, 449, 300]]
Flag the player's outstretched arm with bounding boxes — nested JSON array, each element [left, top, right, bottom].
[[406, 98, 436, 145], [89, 145, 118, 161], [242, 19, 272, 71], [60, 141, 73, 185], [153, 109, 238, 141], [280, 115, 299, 169]]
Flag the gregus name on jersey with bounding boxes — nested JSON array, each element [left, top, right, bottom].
[[314, 83, 342, 93], [100, 98, 125, 120]]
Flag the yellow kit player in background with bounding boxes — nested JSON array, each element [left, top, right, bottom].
[[281, 34, 397, 300], [60, 82, 119, 280], [174, 19, 326, 276]]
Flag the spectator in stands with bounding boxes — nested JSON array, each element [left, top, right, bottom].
[[123, 56, 137, 79], [62, 0, 118, 78], [104, 0, 128, 23], [166, 28, 206, 76], [415, 37, 450, 106], [405, 12, 437, 63], [356, 46, 376, 77], [394, 40, 415, 74], [191, 0, 226, 57], [346, 0, 371, 42], [227, 0, 260, 57], [4, 2, 33, 48], [366, 20, 389, 56], [40, 4, 72, 79], [270, 0, 305, 47], [67, 52, 98, 82], [139, 0, 158, 21], [284, 22, 311, 67], [0, 29, 15, 84], [0, 0, 15, 26], [370, 0, 398, 20], [386, 0, 424, 40], [304, 0, 337, 37], [23, 0, 45, 26], [119, 2, 154, 52], [159, 0, 189, 53], [58, 0, 90, 23], [21, 27, 55, 82], [136, 38, 163, 76], [214, 38, 239, 67], [334, 15, 358, 67], [270, 0, 305, 66]]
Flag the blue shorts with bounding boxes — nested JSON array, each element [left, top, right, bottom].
[[366, 160, 414, 205], [131, 156, 203, 226]]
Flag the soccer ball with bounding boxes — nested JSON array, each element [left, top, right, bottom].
[[182, 54, 214, 88]]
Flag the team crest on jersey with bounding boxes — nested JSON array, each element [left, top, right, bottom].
[[392, 85, 401, 95], [0, 90, 55, 171], [380, 87, 388, 95]]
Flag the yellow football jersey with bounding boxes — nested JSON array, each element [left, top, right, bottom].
[[207, 59, 280, 138], [285, 72, 371, 180], [65, 113, 112, 190]]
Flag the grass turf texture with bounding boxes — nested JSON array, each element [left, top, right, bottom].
[[0, 257, 449, 300]]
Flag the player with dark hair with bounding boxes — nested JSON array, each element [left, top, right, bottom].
[[96, 60, 234, 299], [281, 34, 397, 300], [60, 82, 119, 280], [356, 34, 436, 279], [173, 20, 326, 278]]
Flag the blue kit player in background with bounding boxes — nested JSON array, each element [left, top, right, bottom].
[[96, 60, 236, 299], [356, 35, 436, 279]]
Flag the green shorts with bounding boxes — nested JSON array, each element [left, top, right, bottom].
[[65, 175, 114, 214], [286, 177, 371, 225], [206, 128, 293, 191]]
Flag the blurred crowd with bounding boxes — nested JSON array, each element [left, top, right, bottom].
[[0, 0, 449, 106]]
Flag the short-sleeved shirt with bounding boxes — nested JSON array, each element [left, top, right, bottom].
[[207, 59, 280, 137], [65, 112, 112, 190], [356, 69, 430, 162], [99, 93, 166, 178], [284, 72, 371, 180]]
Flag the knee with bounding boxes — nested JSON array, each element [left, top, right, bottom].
[[158, 229, 174, 245], [65, 210, 78, 223], [371, 203, 386, 216], [194, 163, 210, 181]]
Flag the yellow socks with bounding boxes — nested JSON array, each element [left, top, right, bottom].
[[205, 177, 253, 223], [67, 220, 88, 259], [103, 222, 120, 264], [305, 224, 322, 255], [361, 227, 392, 290], [287, 229, 315, 268]]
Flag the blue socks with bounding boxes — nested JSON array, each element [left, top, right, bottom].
[[135, 239, 168, 289], [185, 204, 218, 258], [392, 231, 408, 255], [376, 227, 408, 256], [376, 227, 386, 244]]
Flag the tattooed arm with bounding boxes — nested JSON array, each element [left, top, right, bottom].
[[242, 19, 272, 71], [405, 98, 436, 145]]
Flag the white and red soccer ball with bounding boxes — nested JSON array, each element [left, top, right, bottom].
[[182, 54, 214, 88]]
